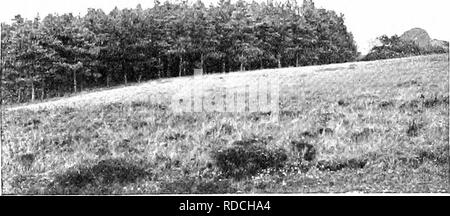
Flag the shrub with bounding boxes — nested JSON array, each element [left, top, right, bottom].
[[362, 35, 424, 61], [351, 128, 375, 143], [415, 145, 449, 165], [316, 158, 368, 171], [406, 120, 423, 137], [46, 158, 152, 194], [290, 141, 317, 161], [363, 34, 448, 61], [212, 140, 288, 179]]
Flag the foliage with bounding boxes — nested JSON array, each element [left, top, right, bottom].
[[363, 34, 449, 61]]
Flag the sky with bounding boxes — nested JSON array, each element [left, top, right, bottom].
[[1, 0, 449, 54]]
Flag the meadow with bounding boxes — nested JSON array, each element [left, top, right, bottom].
[[2, 54, 449, 194]]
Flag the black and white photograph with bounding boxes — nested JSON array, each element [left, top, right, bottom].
[[0, 0, 449, 197]]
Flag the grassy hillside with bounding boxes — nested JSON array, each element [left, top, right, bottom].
[[2, 54, 449, 194]]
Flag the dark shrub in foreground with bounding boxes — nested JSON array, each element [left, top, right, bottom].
[[317, 158, 368, 171], [213, 140, 288, 180], [290, 141, 317, 161], [46, 158, 152, 194]]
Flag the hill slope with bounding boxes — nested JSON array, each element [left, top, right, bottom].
[[2, 54, 449, 194], [6, 54, 449, 112]]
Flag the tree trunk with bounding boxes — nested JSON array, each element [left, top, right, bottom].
[[260, 58, 263, 69], [73, 69, 77, 93], [41, 87, 45, 100], [122, 61, 127, 85], [222, 61, 225, 73], [240, 54, 244, 71], [106, 74, 111, 87], [296, 54, 299, 67], [17, 88, 21, 103], [158, 57, 162, 78], [41, 78, 45, 100], [167, 56, 170, 78], [31, 81, 35, 102], [201, 53, 205, 74], [277, 53, 282, 68], [179, 55, 183, 77], [31, 63, 36, 101]]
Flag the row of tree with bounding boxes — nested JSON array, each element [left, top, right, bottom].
[[1, 0, 358, 104]]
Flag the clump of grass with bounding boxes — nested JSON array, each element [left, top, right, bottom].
[[351, 128, 375, 143], [423, 95, 449, 108], [337, 99, 350, 106], [18, 153, 35, 171], [400, 94, 449, 112], [46, 158, 153, 194], [415, 145, 449, 165], [212, 139, 288, 180], [205, 122, 235, 137], [96, 147, 112, 157], [407, 120, 423, 137], [396, 80, 420, 88], [169, 114, 198, 126], [378, 100, 395, 109], [316, 158, 368, 171], [131, 120, 149, 130], [317, 112, 334, 126], [22, 119, 41, 127], [60, 106, 78, 115], [317, 127, 334, 135], [399, 100, 422, 112], [289, 141, 317, 162], [115, 139, 141, 154], [300, 131, 318, 139], [165, 132, 187, 141], [280, 110, 303, 118], [247, 111, 272, 121]]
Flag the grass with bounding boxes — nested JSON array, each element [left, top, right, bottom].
[[2, 54, 449, 194]]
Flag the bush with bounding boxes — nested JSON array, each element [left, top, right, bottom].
[[362, 35, 423, 61], [362, 34, 448, 61], [290, 141, 317, 161], [46, 158, 152, 194], [212, 139, 288, 180], [316, 158, 368, 171]]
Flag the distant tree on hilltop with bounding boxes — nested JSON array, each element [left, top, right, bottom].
[[363, 29, 449, 61], [362, 35, 423, 61]]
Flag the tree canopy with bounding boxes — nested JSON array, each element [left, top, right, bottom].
[[363, 34, 448, 61], [1, 0, 358, 104]]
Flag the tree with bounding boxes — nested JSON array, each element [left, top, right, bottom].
[[1, 0, 359, 104], [363, 35, 424, 61]]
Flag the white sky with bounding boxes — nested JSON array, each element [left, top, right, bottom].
[[1, 0, 449, 53]]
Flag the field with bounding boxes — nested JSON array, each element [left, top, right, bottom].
[[2, 54, 449, 194]]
